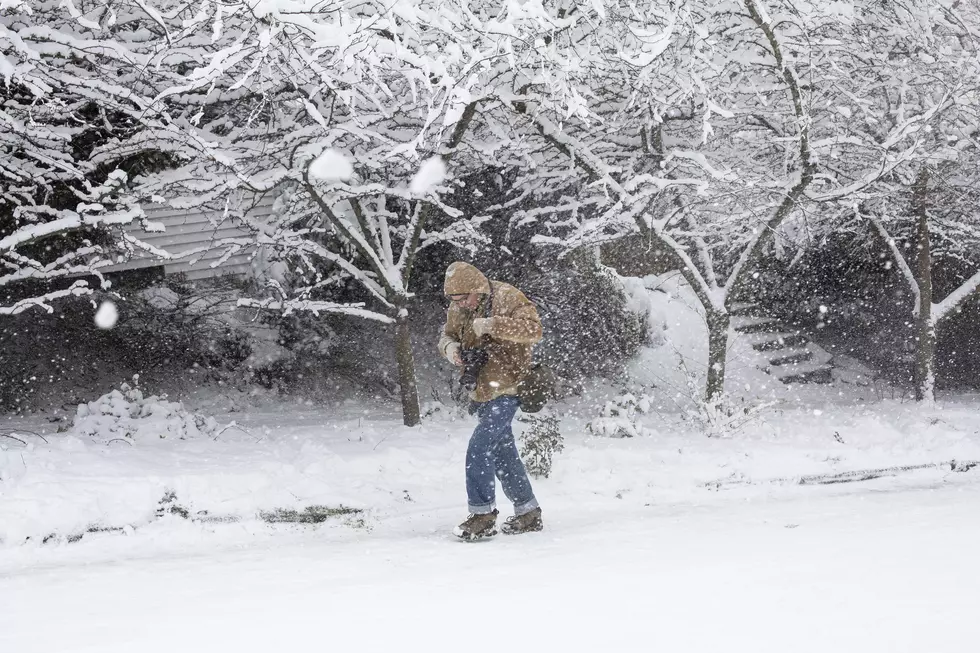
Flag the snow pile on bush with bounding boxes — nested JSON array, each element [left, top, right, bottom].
[[586, 392, 653, 438], [73, 381, 220, 444], [518, 412, 564, 477]]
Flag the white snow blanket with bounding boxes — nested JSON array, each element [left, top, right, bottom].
[[2, 274, 979, 651], [1, 401, 979, 652]]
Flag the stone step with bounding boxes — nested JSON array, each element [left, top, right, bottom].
[[749, 332, 808, 351], [767, 349, 814, 366], [776, 362, 834, 384], [735, 312, 838, 385], [768, 345, 833, 367], [732, 316, 783, 334], [728, 302, 759, 317]]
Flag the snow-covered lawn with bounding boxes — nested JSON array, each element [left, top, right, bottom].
[[2, 391, 980, 652], [2, 469, 977, 653], [3, 393, 980, 545]]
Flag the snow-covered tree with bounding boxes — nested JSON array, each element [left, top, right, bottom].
[[472, 0, 948, 402], [809, 0, 980, 402], [15, 0, 974, 414], [1, 1, 170, 315], [116, 1, 499, 425]]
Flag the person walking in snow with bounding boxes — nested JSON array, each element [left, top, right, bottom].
[[438, 261, 544, 540]]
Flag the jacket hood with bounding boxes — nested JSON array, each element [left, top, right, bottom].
[[444, 261, 491, 295]]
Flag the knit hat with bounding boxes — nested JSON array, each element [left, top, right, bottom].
[[444, 261, 490, 295]]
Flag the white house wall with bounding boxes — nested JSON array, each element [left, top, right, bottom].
[[103, 194, 279, 281]]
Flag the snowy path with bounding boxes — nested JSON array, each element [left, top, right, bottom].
[[3, 479, 977, 653]]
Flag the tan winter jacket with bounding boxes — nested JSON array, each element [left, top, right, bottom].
[[438, 263, 543, 403]]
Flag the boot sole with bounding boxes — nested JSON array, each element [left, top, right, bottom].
[[453, 527, 498, 542]]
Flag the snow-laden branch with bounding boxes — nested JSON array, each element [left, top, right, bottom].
[[400, 100, 480, 284], [866, 201, 980, 325], [120, 233, 172, 261], [806, 95, 952, 203], [510, 98, 625, 195], [0, 207, 145, 253], [684, 209, 720, 292], [1, 253, 108, 287], [649, 217, 724, 313], [131, 0, 172, 44], [934, 270, 980, 323], [507, 91, 727, 314], [0, 281, 92, 316], [868, 213, 921, 316], [725, 0, 817, 300], [237, 298, 394, 324], [301, 174, 400, 299]]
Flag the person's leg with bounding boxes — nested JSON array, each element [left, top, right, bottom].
[[489, 396, 539, 516], [465, 397, 518, 514]]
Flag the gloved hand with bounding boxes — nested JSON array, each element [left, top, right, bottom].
[[471, 317, 495, 338], [444, 341, 463, 366]]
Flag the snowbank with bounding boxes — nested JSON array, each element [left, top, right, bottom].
[[73, 382, 220, 444]]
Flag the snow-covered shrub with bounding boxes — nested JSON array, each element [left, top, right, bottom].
[[677, 359, 774, 437], [527, 261, 648, 385], [112, 275, 254, 373], [0, 275, 264, 412], [518, 413, 564, 478], [585, 392, 654, 438], [156, 490, 191, 519], [0, 354, 36, 412], [249, 309, 401, 400], [274, 310, 342, 362], [72, 380, 219, 444], [687, 394, 773, 438]]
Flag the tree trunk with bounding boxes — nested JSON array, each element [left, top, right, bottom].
[[911, 168, 936, 403], [705, 310, 730, 402], [394, 305, 421, 426]]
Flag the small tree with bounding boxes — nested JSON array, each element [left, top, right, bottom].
[[823, 0, 980, 402], [868, 167, 980, 402]]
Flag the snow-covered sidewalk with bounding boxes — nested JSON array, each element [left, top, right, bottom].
[[3, 390, 980, 651], [4, 394, 980, 544], [2, 475, 978, 653]]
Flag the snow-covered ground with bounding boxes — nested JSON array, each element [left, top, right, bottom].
[[3, 274, 979, 651], [2, 448, 978, 653], [4, 393, 980, 546], [3, 393, 980, 652]]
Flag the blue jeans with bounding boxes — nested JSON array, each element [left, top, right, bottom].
[[466, 395, 539, 516]]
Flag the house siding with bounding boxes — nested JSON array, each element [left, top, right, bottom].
[[103, 194, 278, 281]]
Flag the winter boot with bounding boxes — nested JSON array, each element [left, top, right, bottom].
[[501, 507, 543, 535], [453, 510, 499, 541]]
